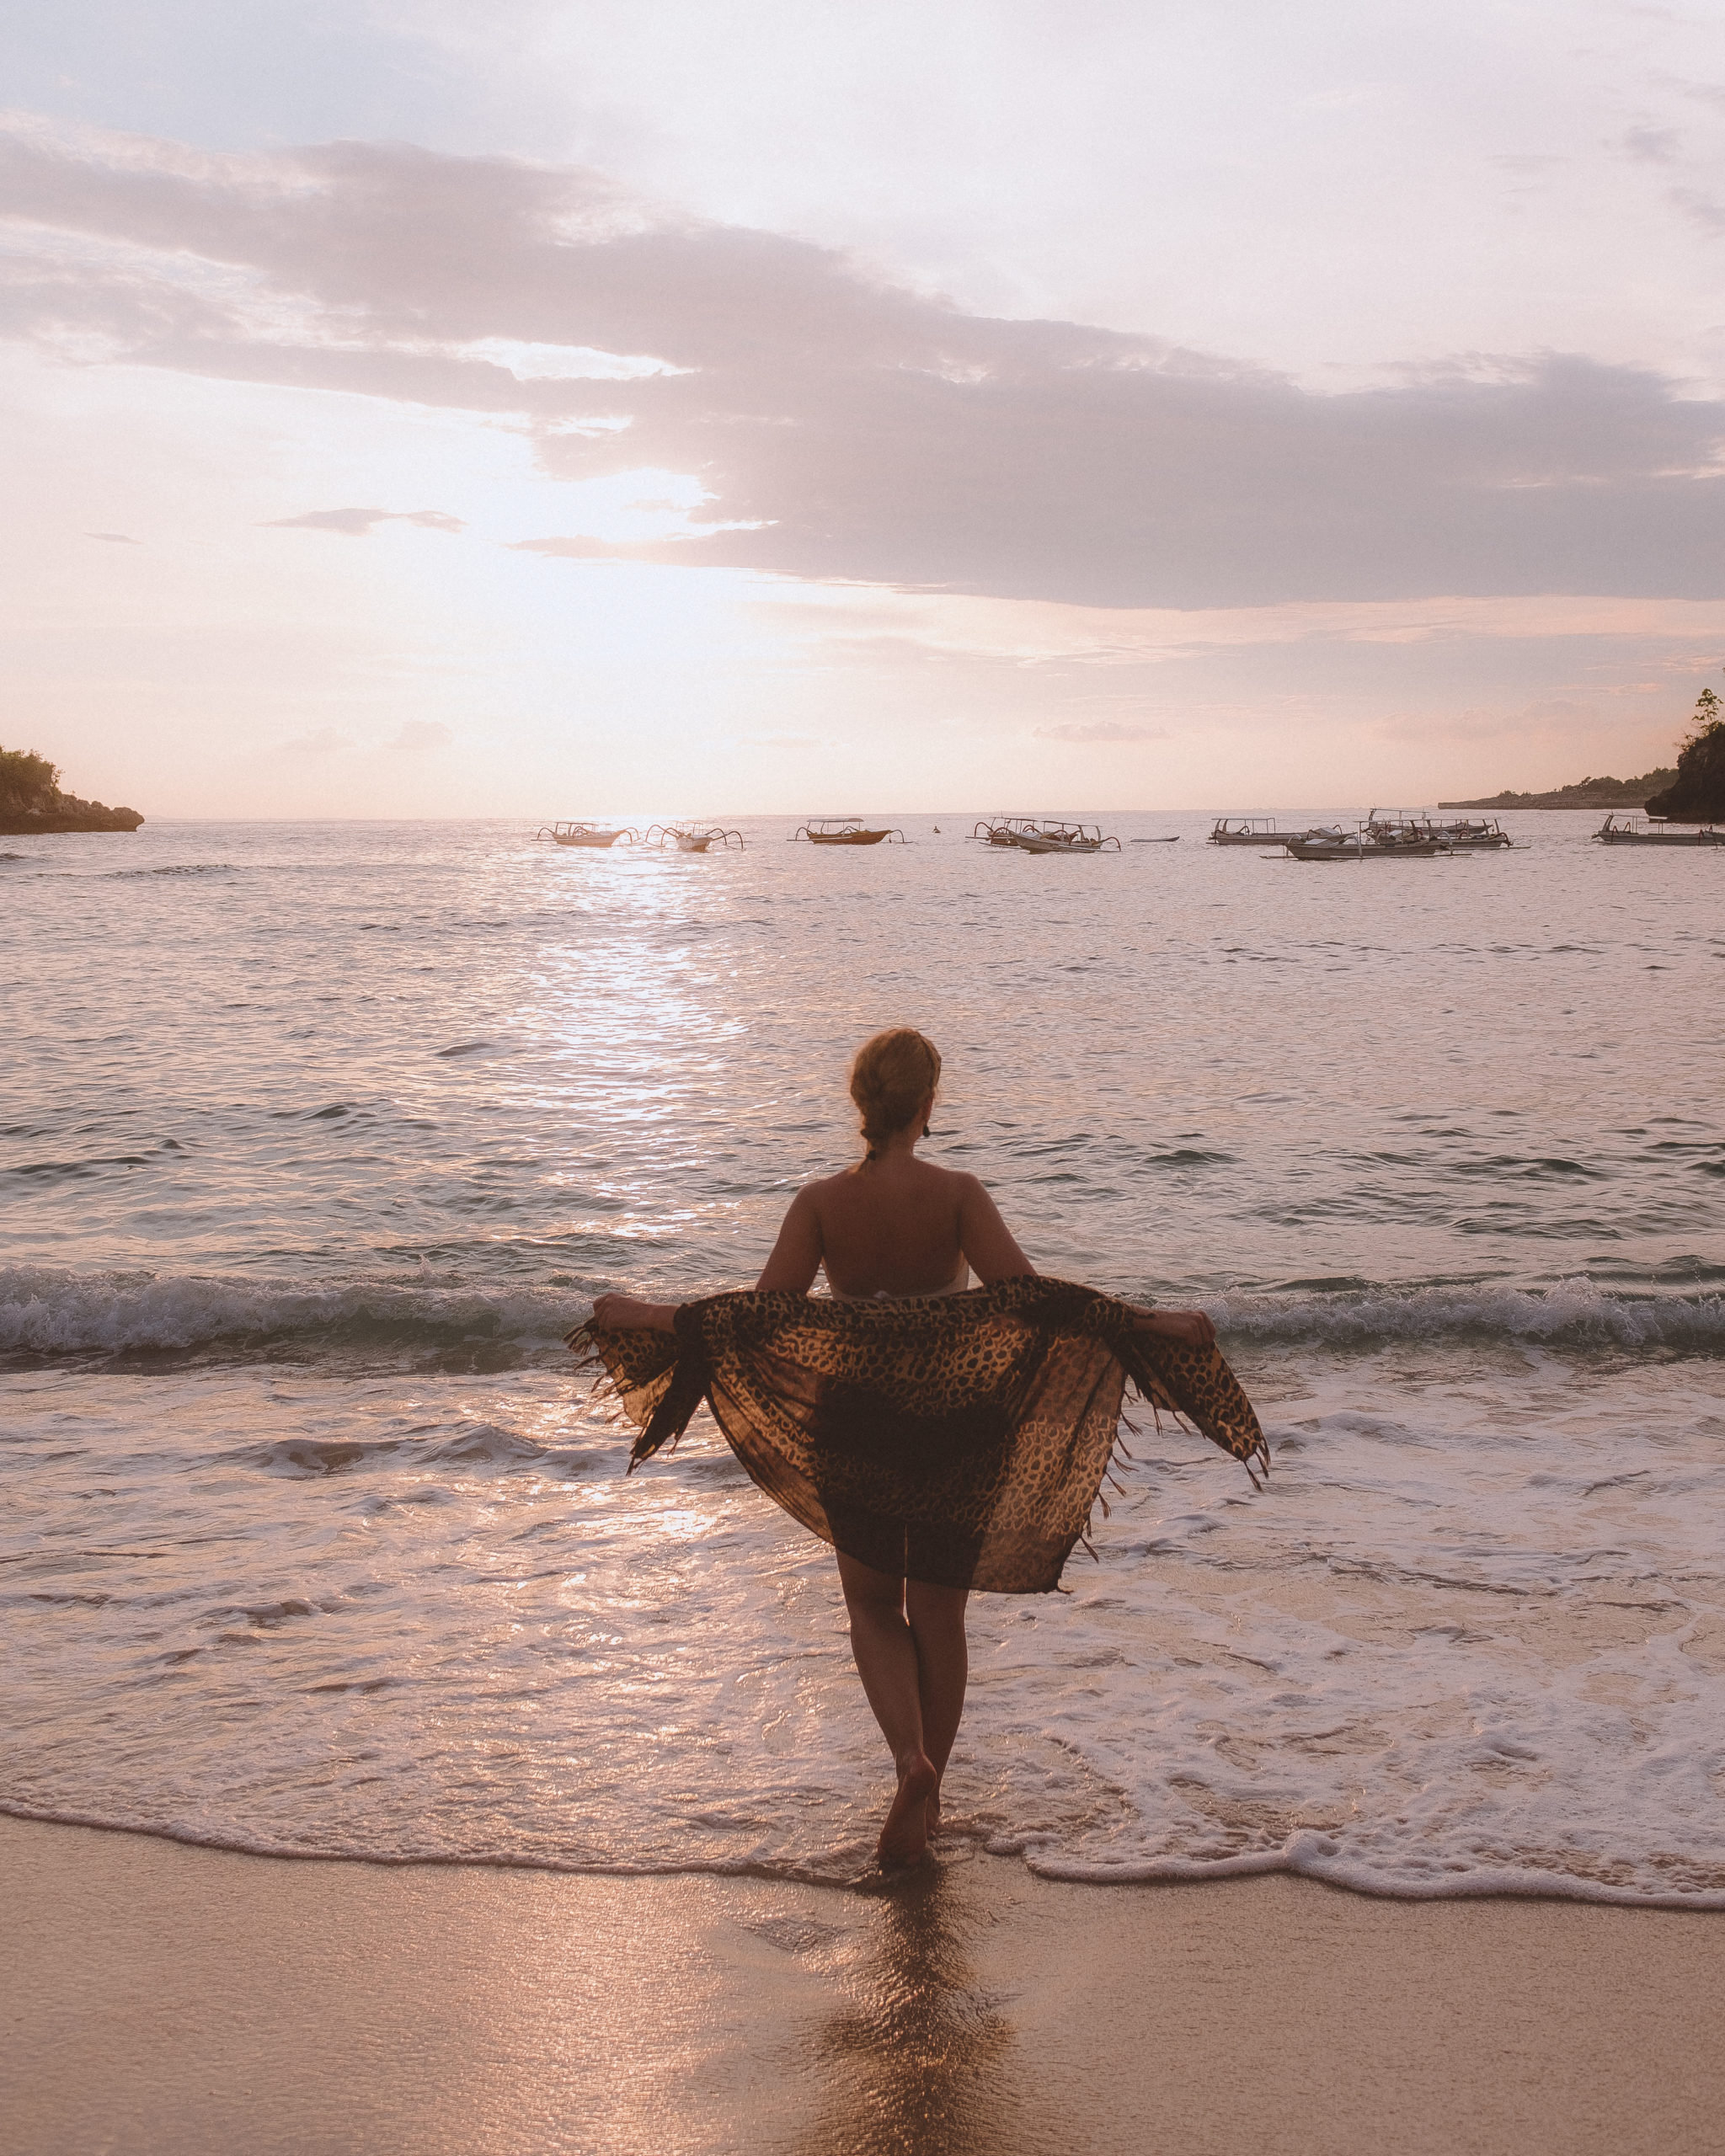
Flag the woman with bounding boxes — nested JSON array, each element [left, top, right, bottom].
[[590, 1028, 1229, 1868]]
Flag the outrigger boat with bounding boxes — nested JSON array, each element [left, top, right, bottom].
[[971, 817, 1120, 853], [644, 823, 745, 852], [1209, 816, 1328, 846], [537, 821, 638, 847], [792, 818, 906, 845], [1014, 821, 1121, 854], [1594, 814, 1725, 848], [1367, 809, 1513, 850], [1284, 823, 1458, 861]]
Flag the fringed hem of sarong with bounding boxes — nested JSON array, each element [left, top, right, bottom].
[[565, 1278, 1267, 1593]]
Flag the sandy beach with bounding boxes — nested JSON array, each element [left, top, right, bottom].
[[6, 1814, 1722, 2156]]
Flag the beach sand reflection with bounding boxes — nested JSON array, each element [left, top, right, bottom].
[[792, 1860, 1045, 2156]]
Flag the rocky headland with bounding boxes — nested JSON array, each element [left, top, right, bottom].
[[1439, 768, 1675, 812], [1445, 680, 1725, 820], [0, 746, 142, 835], [1645, 713, 1725, 822]]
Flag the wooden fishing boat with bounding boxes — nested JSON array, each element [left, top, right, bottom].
[[537, 821, 638, 848], [1284, 829, 1455, 861], [1209, 816, 1322, 846], [792, 819, 906, 845], [1013, 821, 1122, 854], [972, 817, 1040, 847], [1368, 810, 1513, 850], [645, 823, 745, 852], [1594, 814, 1725, 847]]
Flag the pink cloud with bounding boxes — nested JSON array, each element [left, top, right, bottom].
[[3, 120, 1724, 607], [1033, 720, 1167, 744], [263, 507, 466, 535]]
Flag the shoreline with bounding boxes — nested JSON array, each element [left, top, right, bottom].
[[8, 1799, 1725, 1912], [8, 1814, 1724, 2156]]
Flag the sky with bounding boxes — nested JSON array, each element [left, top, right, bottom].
[[4, 1, 1725, 816]]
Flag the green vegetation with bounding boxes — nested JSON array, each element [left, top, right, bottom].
[[1682, 684, 1721, 747], [0, 746, 63, 819], [1646, 675, 1725, 822]]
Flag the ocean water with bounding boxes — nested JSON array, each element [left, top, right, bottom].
[[3, 813, 1722, 1903]]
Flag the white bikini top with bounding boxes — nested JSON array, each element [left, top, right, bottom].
[[828, 1262, 971, 1303]]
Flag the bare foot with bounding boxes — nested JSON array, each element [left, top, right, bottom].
[[926, 1782, 944, 1838], [878, 1750, 938, 1867]]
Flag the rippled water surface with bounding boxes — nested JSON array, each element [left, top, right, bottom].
[[3, 814, 1722, 1899]]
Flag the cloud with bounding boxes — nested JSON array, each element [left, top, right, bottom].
[[4, 120, 1724, 608], [263, 507, 466, 535], [1621, 127, 1680, 164], [1669, 189, 1725, 235], [275, 721, 451, 755], [388, 720, 453, 750], [1032, 720, 1167, 744], [86, 529, 139, 542], [277, 726, 353, 754], [510, 534, 628, 561]]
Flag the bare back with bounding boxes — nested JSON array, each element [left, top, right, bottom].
[[756, 1152, 1032, 1299]]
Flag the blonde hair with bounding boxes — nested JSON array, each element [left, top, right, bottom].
[[849, 1028, 942, 1159]]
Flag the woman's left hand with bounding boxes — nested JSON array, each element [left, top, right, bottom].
[[1138, 1307, 1216, 1348], [590, 1293, 679, 1332]]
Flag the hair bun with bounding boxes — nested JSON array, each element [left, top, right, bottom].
[[849, 1029, 942, 1157]]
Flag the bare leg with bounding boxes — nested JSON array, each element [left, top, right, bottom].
[[905, 1579, 969, 1835], [836, 1552, 938, 1865]]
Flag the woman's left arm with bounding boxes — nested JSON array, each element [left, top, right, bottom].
[[590, 1292, 679, 1332]]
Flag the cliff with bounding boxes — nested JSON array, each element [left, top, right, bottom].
[[1439, 769, 1674, 811], [1644, 720, 1725, 823], [0, 746, 143, 835]]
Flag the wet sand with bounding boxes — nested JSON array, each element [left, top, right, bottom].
[[6, 1814, 1723, 2156]]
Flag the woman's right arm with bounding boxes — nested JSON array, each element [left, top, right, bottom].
[[754, 1184, 825, 1292], [590, 1183, 825, 1328], [956, 1174, 1034, 1283]]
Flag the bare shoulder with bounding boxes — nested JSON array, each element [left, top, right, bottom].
[[938, 1166, 1005, 1222], [798, 1168, 852, 1206], [791, 1170, 859, 1227]]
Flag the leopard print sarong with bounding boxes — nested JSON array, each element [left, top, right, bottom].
[[566, 1274, 1267, 1595]]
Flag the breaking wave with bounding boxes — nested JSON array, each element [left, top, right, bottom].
[[0, 1267, 581, 1359], [1209, 1275, 1725, 1349], [2, 1265, 1721, 1363]]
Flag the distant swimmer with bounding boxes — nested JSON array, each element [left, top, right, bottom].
[[577, 1028, 1263, 1870]]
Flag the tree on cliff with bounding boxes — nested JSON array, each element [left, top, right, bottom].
[[0, 747, 62, 819], [1645, 677, 1725, 823]]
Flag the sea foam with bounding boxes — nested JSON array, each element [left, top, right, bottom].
[[3, 1348, 1722, 1904]]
